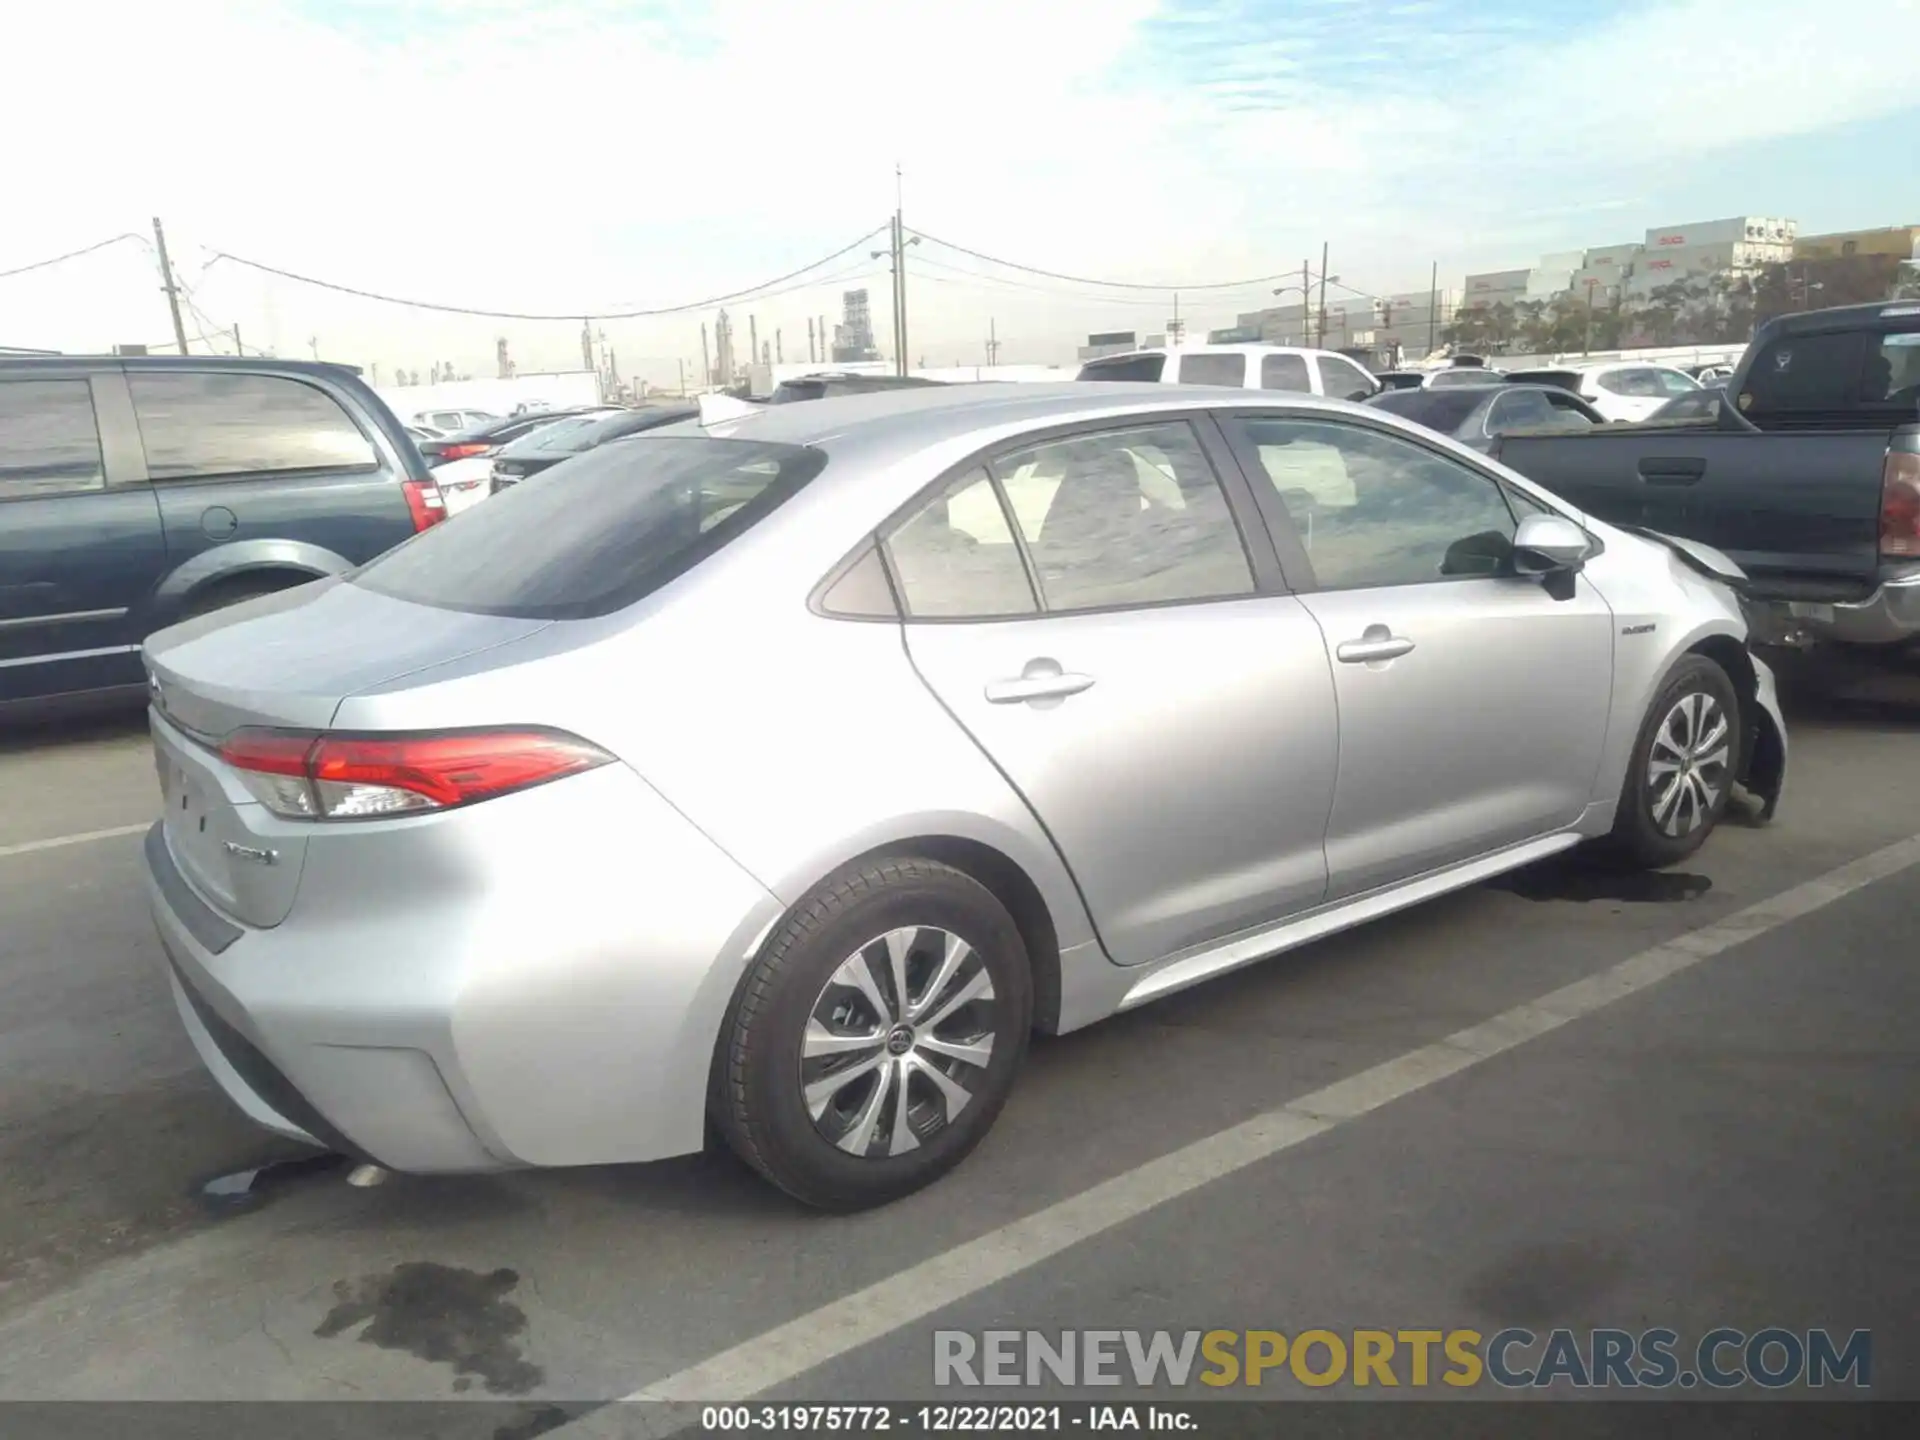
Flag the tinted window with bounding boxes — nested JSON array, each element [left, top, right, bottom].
[[1364, 389, 1484, 433], [498, 414, 609, 457], [1177, 354, 1246, 388], [1541, 391, 1600, 428], [1651, 368, 1701, 397], [129, 372, 376, 480], [1319, 355, 1379, 401], [884, 469, 1036, 619], [992, 422, 1254, 612], [1428, 369, 1506, 388], [770, 380, 826, 403], [1651, 390, 1722, 421], [1871, 332, 1920, 402], [1260, 354, 1313, 392], [0, 380, 106, 499], [351, 437, 824, 619], [1077, 355, 1167, 383], [1740, 331, 1866, 415], [1229, 419, 1519, 590], [1488, 389, 1555, 432], [1507, 370, 1582, 393]]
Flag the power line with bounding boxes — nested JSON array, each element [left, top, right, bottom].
[[910, 228, 1317, 293], [905, 255, 1206, 309], [199, 228, 889, 320], [0, 233, 145, 282]]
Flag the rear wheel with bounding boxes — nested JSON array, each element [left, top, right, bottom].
[[1605, 654, 1741, 869], [714, 857, 1031, 1211]]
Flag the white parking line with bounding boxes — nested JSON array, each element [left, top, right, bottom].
[[0, 823, 150, 862], [571, 830, 1920, 1426]]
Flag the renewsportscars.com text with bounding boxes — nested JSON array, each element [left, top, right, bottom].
[[932, 1328, 1871, 1391]]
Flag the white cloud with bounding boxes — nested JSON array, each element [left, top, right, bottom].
[[2, 0, 1915, 380]]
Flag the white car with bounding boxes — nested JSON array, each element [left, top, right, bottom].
[[1077, 344, 1382, 401], [415, 406, 498, 433], [1506, 363, 1702, 423]]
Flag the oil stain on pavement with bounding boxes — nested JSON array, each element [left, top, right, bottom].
[[315, 1261, 545, 1395]]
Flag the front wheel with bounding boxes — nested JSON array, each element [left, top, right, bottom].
[[1604, 654, 1741, 869], [713, 857, 1032, 1212]]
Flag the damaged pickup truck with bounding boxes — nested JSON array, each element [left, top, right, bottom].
[[1492, 301, 1920, 660]]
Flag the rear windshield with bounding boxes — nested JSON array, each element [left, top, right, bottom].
[[1366, 389, 1485, 430], [497, 414, 612, 457], [1427, 370, 1506, 388], [1077, 355, 1167, 383], [351, 437, 826, 619]]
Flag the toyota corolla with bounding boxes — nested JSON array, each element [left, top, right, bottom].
[[141, 383, 1787, 1210]]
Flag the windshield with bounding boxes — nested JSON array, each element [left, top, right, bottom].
[[1366, 389, 1486, 431], [352, 436, 826, 619]]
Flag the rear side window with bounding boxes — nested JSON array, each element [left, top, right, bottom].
[[1488, 389, 1555, 432], [350, 436, 825, 619], [1077, 355, 1167, 383], [1176, 354, 1246, 388], [1260, 354, 1312, 392], [1318, 355, 1379, 401], [129, 372, 377, 481], [0, 379, 106, 499]]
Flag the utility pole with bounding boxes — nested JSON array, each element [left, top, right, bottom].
[[749, 316, 759, 371], [807, 318, 817, 364], [580, 319, 594, 372], [232, 323, 243, 356], [1583, 278, 1599, 355], [308, 336, 319, 360], [678, 358, 686, 396], [700, 323, 711, 388], [776, 329, 784, 364], [151, 217, 190, 355], [1316, 240, 1330, 354], [986, 317, 999, 367], [1301, 260, 1312, 346], [1427, 261, 1439, 355]]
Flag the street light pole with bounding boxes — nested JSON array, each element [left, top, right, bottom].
[[1584, 279, 1598, 355]]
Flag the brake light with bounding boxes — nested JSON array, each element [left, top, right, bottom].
[[219, 728, 614, 819], [401, 478, 446, 531], [437, 442, 493, 463], [1881, 452, 1920, 559]]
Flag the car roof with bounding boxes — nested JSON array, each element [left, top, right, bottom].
[[1083, 344, 1339, 361], [0, 353, 367, 379], [1757, 300, 1920, 340]]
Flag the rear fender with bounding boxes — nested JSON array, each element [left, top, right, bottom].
[[147, 539, 351, 626]]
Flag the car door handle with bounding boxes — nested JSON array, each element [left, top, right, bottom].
[[984, 671, 1097, 704], [1335, 632, 1415, 664], [1638, 457, 1706, 485]]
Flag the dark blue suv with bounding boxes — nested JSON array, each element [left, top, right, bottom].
[[0, 355, 444, 718]]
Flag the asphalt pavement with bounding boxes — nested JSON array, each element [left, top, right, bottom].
[[0, 660, 1915, 1426]]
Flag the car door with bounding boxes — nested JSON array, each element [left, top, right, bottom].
[[893, 417, 1340, 967], [0, 369, 166, 703], [1218, 413, 1615, 900], [125, 369, 406, 573]]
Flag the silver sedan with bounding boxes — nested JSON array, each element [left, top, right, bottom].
[[141, 383, 1787, 1210]]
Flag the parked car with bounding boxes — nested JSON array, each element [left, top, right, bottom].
[[404, 424, 443, 443], [489, 403, 698, 494], [1505, 363, 1701, 422], [421, 407, 623, 515], [1365, 383, 1605, 451], [1076, 345, 1381, 401], [142, 381, 1785, 1210], [0, 355, 443, 718], [1492, 302, 1920, 655], [1423, 367, 1509, 389], [1373, 371, 1428, 391], [769, 373, 947, 404], [414, 407, 497, 433]]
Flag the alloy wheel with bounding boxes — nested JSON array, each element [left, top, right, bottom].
[[1646, 691, 1731, 838], [799, 926, 998, 1159]]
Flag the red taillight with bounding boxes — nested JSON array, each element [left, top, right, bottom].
[[218, 728, 613, 820], [1882, 452, 1920, 559], [437, 442, 493, 463], [402, 478, 447, 531]]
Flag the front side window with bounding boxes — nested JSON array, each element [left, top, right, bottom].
[[351, 436, 824, 619], [1175, 354, 1246, 389], [1318, 356, 1378, 401], [1228, 418, 1520, 590], [0, 379, 106, 499], [129, 372, 376, 480], [991, 422, 1254, 612], [1259, 353, 1312, 392], [883, 469, 1036, 619]]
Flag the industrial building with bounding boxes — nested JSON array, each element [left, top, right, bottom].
[[1794, 225, 1920, 261], [831, 289, 881, 364], [1077, 330, 1166, 360], [1465, 216, 1799, 310], [1207, 289, 1460, 362]]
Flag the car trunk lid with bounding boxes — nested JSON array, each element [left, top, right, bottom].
[[143, 577, 552, 927]]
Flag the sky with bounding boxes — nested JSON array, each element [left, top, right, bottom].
[[4, 0, 1917, 387]]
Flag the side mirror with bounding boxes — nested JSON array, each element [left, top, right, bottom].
[[1512, 513, 1594, 576]]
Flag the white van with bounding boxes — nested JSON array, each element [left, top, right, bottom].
[[1076, 344, 1381, 401]]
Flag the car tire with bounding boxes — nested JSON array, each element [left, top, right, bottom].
[[1604, 654, 1741, 870], [179, 574, 307, 622], [714, 856, 1032, 1212]]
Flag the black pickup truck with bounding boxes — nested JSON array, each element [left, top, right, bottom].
[[1491, 301, 1920, 655]]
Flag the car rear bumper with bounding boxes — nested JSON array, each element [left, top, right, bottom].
[[142, 761, 785, 1173], [1746, 572, 1920, 648]]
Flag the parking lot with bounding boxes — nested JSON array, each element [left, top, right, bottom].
[[1, 657, 1917, 1420]]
